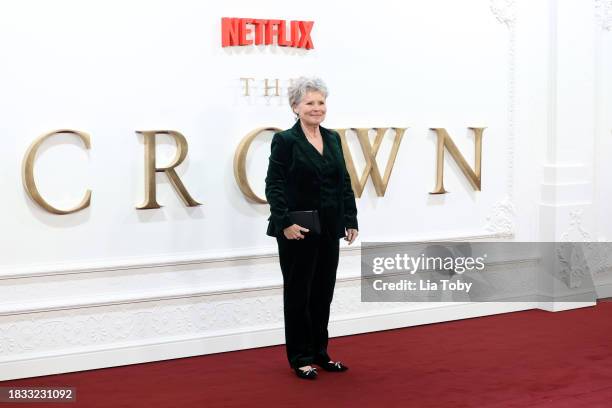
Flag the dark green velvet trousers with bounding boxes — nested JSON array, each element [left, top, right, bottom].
[[275, 210, 340, 368]]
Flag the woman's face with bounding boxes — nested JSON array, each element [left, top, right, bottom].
[[294, 90, 327, 127]]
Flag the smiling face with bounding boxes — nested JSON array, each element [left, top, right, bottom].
[[293, 90, 327, 127]]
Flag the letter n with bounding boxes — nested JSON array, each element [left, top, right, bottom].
[[430, 127, 485, 194], [221, 17, 240, 47]]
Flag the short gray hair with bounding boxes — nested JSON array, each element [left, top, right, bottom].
[[288, 77, 328, 108]]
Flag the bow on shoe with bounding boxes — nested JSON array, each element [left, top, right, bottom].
[[316, 360, 348, 372], [294, 366, 318, 379]]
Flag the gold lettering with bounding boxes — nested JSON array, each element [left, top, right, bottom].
[[22, 129, 92, 215], [263, 78, 280, 97], [430, 127, 485, 194], [240, 77, 254, 96], [136, 130, 201, 209], [336, 128, 406, 197], [233, 127, 282, 203]]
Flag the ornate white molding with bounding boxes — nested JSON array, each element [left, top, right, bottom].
[[0, 294, 285, 356], [486, 0, 518, 235], [585, 243, 612, 275], [0, 300, 540, 381], [558, 211, 612, 276], [0, 281, 402, 359], [490, 0, 517, 28], [485, 196, 516, 235], [0, 260, 541, 363], [0, 231, 510, 281], [595, 0, 612, 31], [556, 243, 590, 289], [559, 210, 592, 242]]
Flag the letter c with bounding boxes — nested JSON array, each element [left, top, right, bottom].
[[22, 129, 92, 215]]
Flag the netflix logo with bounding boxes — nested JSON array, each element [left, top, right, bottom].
[[221, 18, 314, 49]]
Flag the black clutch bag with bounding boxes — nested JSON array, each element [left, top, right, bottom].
[[289, 210, 321, 234]]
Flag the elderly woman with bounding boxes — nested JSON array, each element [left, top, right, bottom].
[[265, 77, 359, 380]]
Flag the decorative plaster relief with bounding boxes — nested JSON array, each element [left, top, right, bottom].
[[556, 242, 590, 289], [490, 0, 517, 28], [485, 196, 516, 235], [595, 0, 612, 31], [560, 210, 592, 242]]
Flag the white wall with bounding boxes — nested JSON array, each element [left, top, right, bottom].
[[0, 0, 513, 270], [594, 0, 612, 295], [0, 0, 610, 380]]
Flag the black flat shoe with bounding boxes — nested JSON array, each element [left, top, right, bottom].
[[294, 366, 318, 380], [314, 359, 349, 372]]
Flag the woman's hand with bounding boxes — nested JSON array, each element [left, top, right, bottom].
[[283, 224, 309, 240], [344, 228, 358, 245]]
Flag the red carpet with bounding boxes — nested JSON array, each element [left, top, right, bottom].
[[2, 301, 612, 408]]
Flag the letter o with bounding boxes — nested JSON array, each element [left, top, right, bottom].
[[233, 127, 281, 204]]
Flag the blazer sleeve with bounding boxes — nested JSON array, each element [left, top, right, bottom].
[[334, 132, 359, 230], [265, 133, 293, 231]]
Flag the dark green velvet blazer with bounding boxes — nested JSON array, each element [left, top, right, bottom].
[[265, 120, 358, 239]]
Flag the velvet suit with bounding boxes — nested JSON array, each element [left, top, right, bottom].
[[265, 120, 358, 368]]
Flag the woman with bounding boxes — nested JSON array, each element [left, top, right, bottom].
[[265, 77, 359, 380]]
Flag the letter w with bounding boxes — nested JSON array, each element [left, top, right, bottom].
[[335, 128, 406, 197]]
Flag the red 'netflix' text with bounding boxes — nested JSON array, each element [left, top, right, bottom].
[[221, 18, 314, 49]]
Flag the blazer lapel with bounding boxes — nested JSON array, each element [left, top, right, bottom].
[[291, 121, 324, 176], [320, 126, 339, 163]]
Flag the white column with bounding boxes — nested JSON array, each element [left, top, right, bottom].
[[539, 0, 596, 243], [536, 0, 598, 310]]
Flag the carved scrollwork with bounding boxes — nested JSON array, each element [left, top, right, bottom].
[[556, 243, 590, 289], [485, 196, 516, 235], [490, 0, 517, 28], [595, 0, 612, 31]]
